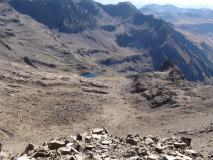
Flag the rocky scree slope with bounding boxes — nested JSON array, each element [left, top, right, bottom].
[[1, 128, 208, 160]]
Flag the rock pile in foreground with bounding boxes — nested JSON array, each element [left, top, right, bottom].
[[2, 128, 206, 160]]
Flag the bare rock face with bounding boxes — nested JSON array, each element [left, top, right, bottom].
[[129, 60, 198, 108], [159, 59, 185, 82]]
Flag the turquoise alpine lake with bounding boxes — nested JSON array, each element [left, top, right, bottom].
[[81, 73, 99, 78]]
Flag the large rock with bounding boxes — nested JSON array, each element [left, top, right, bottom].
[[58, 147, 72, 155], [92, 128, 105, 134], [48, 140, 66, 150], [126, 138, 139, 145], [145, 138, 154, 145], [21, 143, 36, 156]]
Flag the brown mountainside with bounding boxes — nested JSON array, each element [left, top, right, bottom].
[[0, 0, 211, 83]]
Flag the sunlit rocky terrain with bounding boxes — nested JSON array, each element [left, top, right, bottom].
[[0, 0, 213, 159]]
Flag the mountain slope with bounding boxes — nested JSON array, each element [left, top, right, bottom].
[[9, 0, 97, 33], [0, 2, 106, 76], [92, 1, 213, 82], [3, 0, 213, 83]]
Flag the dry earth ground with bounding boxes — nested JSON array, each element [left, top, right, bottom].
[[0, 61, 212, 157]]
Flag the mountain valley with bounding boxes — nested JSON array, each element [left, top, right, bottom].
[[1, 0, 213, 83]]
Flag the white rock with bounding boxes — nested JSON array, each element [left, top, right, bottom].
[[92, 128, 104, 134], [66, 143, 73, 147], [182, 156, 193, 160], [129, 156, 139, 160], [147, 154, 159, 160], [92, 134, 102, 140], [185, 149, 198, 157], [101, 141, 112, 145], [16, 155, 30, 160], [145, 138, 154, 145], [163, 155, 176, 160], [58, 147, 72, 155], [74, 154, 86, 160]]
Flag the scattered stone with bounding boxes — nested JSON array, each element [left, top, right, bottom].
[[126, 138, 138, 145], [185, 149, 198, 157], [137, 147, 149, 156], [16, 155, 31, 160], [173, 142, 187, 148], [209, 150, 213, 158], [154, 145, 170, 153], [129, 156, 139, 160], [145, 138, 154, 145], [101, 140, 112, 145], [92, 134, 102, 140], [75, 154, 86, 160], [123, 149, 136, 158], [76, 134, 83, 141], [21, 143, 36, 156], [33, 152, 50, 158], [85, 145, 95, 150], [163, 155, 176, 160], [58, 147, 72, 155], [8, 128, 204, 160], [148, 154, 159, 160], [181, 137, 191, 146]]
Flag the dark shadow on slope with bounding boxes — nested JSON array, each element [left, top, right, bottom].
[[9, 0, 97, 33], [23, 56, 37, 68]]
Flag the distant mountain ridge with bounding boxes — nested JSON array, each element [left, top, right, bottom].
[[141, 4, 213, 14]]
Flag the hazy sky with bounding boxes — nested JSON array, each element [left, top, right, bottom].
[[95, 0, 213, 9]]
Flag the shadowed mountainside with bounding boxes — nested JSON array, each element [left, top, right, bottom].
[[8, 0, 97, 33]]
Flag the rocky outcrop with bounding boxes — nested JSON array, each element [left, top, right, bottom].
[[1, 128, 205, 159], [159, 60, 185, 82], [129, 61, 199, 108]]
